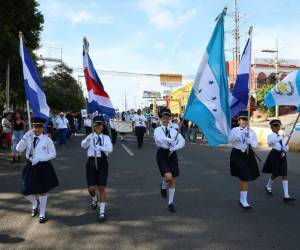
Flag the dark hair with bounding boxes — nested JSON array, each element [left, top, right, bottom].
[[14, 111, 24, 120]]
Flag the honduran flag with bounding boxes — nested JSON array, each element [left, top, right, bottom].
[[83, 38, 115, 116], [184, 8, 231, 146], [19, 33, 49, 120]]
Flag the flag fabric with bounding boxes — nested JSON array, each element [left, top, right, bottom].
[[184, 9, 231, 146], [83, 39, 115, 116], [264, 70, 300, 108], [19, 36, 50, 119], [230, 32, 252, 117]]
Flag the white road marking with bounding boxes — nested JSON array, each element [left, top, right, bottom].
[[121, 144, 134, 157]]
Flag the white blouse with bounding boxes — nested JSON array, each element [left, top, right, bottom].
[[267, 132, 289, 152], [154, 125, 185, 151], [81, 133, 113, 157], [228, 126, 258, 152], [16, 130, 56, 165]]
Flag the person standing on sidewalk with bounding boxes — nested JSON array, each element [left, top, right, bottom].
[[11, 111, 26, 163]]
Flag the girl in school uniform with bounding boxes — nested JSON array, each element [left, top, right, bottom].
[[16, 117, 58, 223], [81, 116, 113, 222], [262, 119, 295, 202], [228, 111, 260, 209], [154, 108, 185, 213]]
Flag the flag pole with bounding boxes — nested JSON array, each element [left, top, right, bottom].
[[83, 36, 98, 170], [19, 31, 32, 130], [247, 26, 253, 125], [285, 112, 300, 146]]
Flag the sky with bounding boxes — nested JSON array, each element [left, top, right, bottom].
[[37, 0, 300, 111]]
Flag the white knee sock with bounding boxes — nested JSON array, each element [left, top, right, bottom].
[[99, 202, 106, 215], [282, 180, 290, 198], [25, 195, 38, 209], [168, 188, 175, 205], [266, 178, 273, 190], [39, 196, 48, 218], [161, 179, 167, 189], [240, 191, 249, 206]]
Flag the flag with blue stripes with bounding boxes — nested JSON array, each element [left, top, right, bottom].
[[265, 70, 300, 108], [19, 37, 49, 119], [230, 32, 252, 117], [184, 9, 231, 146]]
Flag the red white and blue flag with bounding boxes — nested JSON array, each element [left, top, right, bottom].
[[83, 38, 115, 116]]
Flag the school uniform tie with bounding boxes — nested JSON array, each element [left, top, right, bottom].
[[33, 136, 39, 148], [165, 127, 169, 137]]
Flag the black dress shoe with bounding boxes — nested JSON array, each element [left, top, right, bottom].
[[265, 186, 274, 196], [160, 184, 167, 199], [168, 203, 176, 213], [91, 200, 97, 210], [283, 197, 296, 202], [39, 217, 47, 224], [31, 200, 40, 217], [239, 202, 253, 209], [98, 213, 106, 222]]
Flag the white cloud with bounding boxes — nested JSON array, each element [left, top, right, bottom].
[[41, 0, 113, 26], [68, 10, 113, 26], [139, 0, 197, 29]]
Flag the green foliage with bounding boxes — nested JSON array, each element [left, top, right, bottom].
[[43, 63, 86, 112], [256, 84, 275, 110], [0, 0, 44, 109]]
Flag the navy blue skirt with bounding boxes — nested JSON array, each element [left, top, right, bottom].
[[262, 149, 288, 177], [156, 148, 179, 177], [21, 161, 59, 195], [230, 148, 260, 181]]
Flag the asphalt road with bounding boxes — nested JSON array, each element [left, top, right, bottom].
[[0, 132, 300, 250]]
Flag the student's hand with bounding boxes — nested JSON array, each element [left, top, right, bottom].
[[23, 130, 33, 141], [169, 146, 176, 154]]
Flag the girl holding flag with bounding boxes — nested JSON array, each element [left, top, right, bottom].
[[262, 119, 296, 202], [228, 111, 260, 209], [81, 116, 113, 222], [16, 117, 58, 224]]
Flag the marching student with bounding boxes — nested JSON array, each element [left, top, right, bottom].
[[262, 119, 295, 202], [154, 108, 185, 212], [228, 111, 259, 209], [132, 109, 147, 148], [16, 117, 58, 223], [81, 116, 113, 222]]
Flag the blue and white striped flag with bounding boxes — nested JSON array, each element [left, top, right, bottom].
[[184, 9, 231, 146], [265, 70, 300, 108], [19, 35, 49, 119], [230, 31, 252, 117]]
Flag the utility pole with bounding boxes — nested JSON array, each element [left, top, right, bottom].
[[261, 38, 280, 118], [232, 0, 240, 82]]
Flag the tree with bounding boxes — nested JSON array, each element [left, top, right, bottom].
[[0, 0, 44, 111], [256, 84, 275, 116], [43, 63, 86, 112]]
